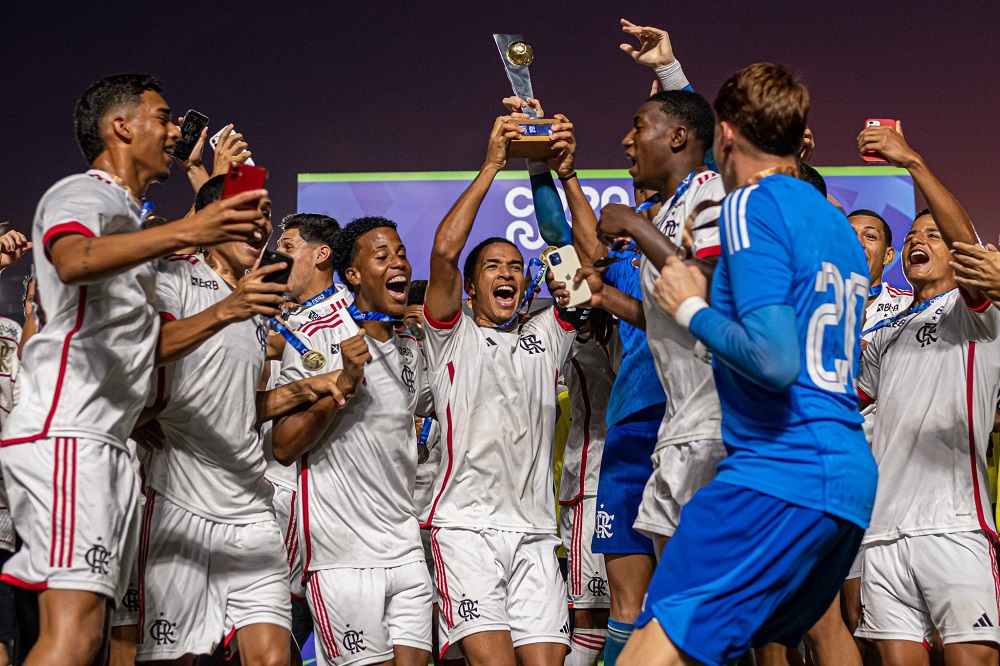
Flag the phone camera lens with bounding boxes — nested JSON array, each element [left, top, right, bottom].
[[550, 253, 562, 266]]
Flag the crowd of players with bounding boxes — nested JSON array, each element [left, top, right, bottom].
[[2, 18, 1000, 666]]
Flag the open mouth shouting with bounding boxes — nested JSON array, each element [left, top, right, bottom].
[[244, 229, 267, 257], [908, 248, 930, 267], [493, 283, 517, 310], [386, 274, 409, 303]]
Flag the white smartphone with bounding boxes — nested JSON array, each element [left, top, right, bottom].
[[209, 126, 255, 166], [546, 244, 592, 308]]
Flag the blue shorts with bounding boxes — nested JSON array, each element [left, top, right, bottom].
[[591, 415, 659, 556], [637, 481, 863, 666]]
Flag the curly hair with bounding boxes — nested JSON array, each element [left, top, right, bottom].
[[332, 216, 399, 288]]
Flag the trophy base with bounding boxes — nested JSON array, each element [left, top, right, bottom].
[[507, 119, 558, 160]]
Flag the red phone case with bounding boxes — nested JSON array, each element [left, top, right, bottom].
[[221, 163, 268, 207], [862, 119, 898, 163]]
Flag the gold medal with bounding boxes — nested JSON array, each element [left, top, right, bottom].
[[539, 245, 559, 266], [506, 41, 534, 67], [301, 350, 326, 371], [417, 444, 429, 464]]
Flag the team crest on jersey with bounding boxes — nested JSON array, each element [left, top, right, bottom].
[[587, 575, 609, 597], [0, 339, 15, 374], [85, 538, 111, 575], [915, 322, 938, 347], [595, 504, 614, 539], [329, 342, 341, 356], [663, 216, 679, 237], [308, 311, 321, 321], [150, 613, 177, 645], [458, 597, 480, 622], [122, 587, 140, 612], [400, 365, 415, 393], [519, 334, 545, 355], [342, 627, 366, 654]]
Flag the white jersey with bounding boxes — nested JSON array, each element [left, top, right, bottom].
[[559, 333, 616, 504], [278, 298, 432, 570], [863, 282, 913, 339], [148, 254, 273, 524], [0, 316, 21, 552], [421, 307, 576, 533], [640, 170, 725, 447], [858, 289, 1000, 543], [5, 170, 157, 449], [414, 418, 442, 523]]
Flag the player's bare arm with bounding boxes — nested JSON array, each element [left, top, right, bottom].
[[270, 330, 370, 465], [156, 260, 287, 366], [255, 370, 350, 426], [425, 116, 522, 323], [47, 189, 267, 286]]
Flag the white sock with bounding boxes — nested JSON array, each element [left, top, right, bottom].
[[566, 627, 607, 666]]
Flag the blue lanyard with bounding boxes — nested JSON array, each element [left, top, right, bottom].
[[861, 291, 948, 337], [868, 284, 883, 299], [140, 198, 154, 224], [347, 303, 398, 323], [418, 417, 434, 446], [300, 284, 337, 308], [268, 284, 339, 357], [498, 257, 546, 329]]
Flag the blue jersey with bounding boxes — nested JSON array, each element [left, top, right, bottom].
[[709, 175, 877, 527], [604, 257, 666, 426]]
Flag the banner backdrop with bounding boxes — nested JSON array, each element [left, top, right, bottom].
[[298, 167, 915, 287]]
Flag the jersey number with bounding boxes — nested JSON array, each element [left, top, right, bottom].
[[805, 262, 868, 393]]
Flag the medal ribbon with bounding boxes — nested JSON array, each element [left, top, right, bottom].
[[860, 291, 949, 338], [140, 198, 155, 224], [868, 284, 883, 299], [300, 284, 338, 308], [347, 303, 399, 323], [499, 257, 546, 329], [268, 284, 340, 362], [418, 417, 434, 446]]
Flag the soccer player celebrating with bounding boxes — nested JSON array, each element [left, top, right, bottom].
[[272, 216, 433, 666], [623, 63, 878, 665], [421, 117, 581, 666], [854, 126, 1000, 665], [0, 74, 267, 666], [850, 209, 913, 328]]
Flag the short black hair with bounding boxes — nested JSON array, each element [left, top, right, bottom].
[[848, 208, 892, 248], [407, 280, 428, 306], [75, 74, 162, 164], [281, 213, 340, 249], [797, 160, 827, 197], [914, 208, 932, 221], [194, 174, 226, 211], [332, 216, 398, 288], [645, 90, 715, 152], [463, 237, 520, 282]]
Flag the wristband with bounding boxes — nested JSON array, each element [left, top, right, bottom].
[[655, 60, 690, 92], [558, 171, 578, 182], [674, 295, 708, 329]]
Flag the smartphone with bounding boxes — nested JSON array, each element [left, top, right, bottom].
[[209, 126, 255, 166], [221, 163, 268, 209], [258, 249, 293, 284], [862, 118, 898, 164], [170, 110, 210, 162], [546, 244, 592, 308]]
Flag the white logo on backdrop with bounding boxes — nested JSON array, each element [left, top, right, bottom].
[[504, 185, 631, 251]]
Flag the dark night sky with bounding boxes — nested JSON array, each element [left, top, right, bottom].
[[2, 1, 999, 287]]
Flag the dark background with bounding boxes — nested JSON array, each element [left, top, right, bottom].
[[1, 1, 998, 313]]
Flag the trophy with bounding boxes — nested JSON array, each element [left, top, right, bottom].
[[493, 33, 558, 160]]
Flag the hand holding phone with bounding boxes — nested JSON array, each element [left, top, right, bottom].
[[546, 244, 592, 308], [171, 110, 210, 162], [222, 163, 268, 210], [210, 125, 255, 167], [258, 249, 293, 284], [861, 118, 898, 164]]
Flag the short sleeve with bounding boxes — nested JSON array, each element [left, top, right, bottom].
[[857, 332, 881, 403], [690, 177, 725, 259], [38, 178, 106, 259], [154, 260, 184, 322], [720, 186, 794, 318], [529, 308, 577, 369], [952, 290, 1000, 342], [421, 305, 471, 373]]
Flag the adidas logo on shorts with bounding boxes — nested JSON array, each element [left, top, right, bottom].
[[973, 613, 995, 629]]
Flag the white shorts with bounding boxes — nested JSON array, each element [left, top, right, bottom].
[[846, 547, 864, 580], [307, 561, 433, 665], [271, 482, 305, 600], [856, 531, 1000, 646], [0, 437, 140, 600], [633, 439, 725, 540], [111, 489, 147, 628], [135, 490, 291, 661], [559, 497, 609, 610], [430, 527, 570, 649]]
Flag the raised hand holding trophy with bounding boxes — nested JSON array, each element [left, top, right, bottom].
[[493, 33, 558, 160]]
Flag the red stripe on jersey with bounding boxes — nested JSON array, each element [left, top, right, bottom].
[[0, 574, 47, 591], [42, 222, 95, 260], [298, 309, 343, 334], [397, 333, 417, 342], [696, 245, 722, 259], [554, 307, 575, 332], [2, 288, 88, 446], [301, 454, 313, 572], [563, 359, 593, 507], [59, 438, 69, 567], [986, 532, 1000, 618], [884, 284, 912, 296], [167, 254, 200, 265], [49, 440, 61, 567], [68, 438, 77, 566], [571, 501, 582, 595], [420, 362, 456, 529], [961, 287, 992, 313], [858, 387, 875, 406], [298, 313, 344, 337], [158, 312, 176, 322], [311, 578, 340, 657], [966, 343, 1000, 548], [430, 528, 453, 627], [136, 487, 157, 643], [424, 304, 460, 330]]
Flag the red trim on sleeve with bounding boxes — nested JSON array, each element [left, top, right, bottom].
[[553, 307, 575, 332], [960, 287, 992, 313], [42, 222, 95, 260], [695, 245, 722, 259], [158, 312, 176, 322], [423, 304, 461, 330], [858, 387, 875, 406], [0, 574, 48, 591]]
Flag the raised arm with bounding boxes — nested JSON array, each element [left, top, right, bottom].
[[424, 116, 522, 323], [48, 190, 267, 286]]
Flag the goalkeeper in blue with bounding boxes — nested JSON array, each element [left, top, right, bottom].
[[618, 63, 878, 666]]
